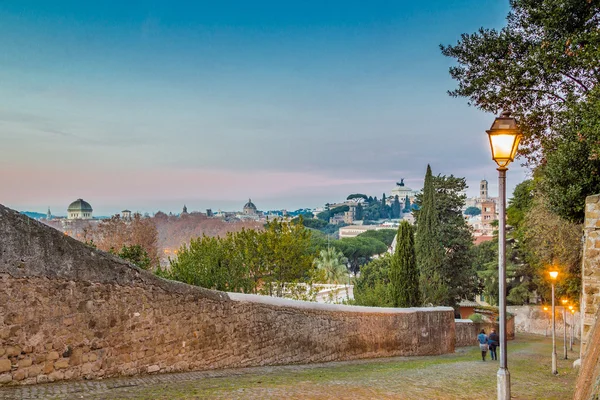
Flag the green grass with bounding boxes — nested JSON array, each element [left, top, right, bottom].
[[86, 334, 577, 400]]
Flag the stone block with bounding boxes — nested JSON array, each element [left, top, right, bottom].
[[69, 348, 83, 366], [6, 346, 21, 357], [43, 361, 54, 374], [0, 373, 12, 384], [0, 359, 11, 373], [54, 359, 69, 370], [12, 369, 27, 381], [18, 358, 32, 368], [46, 351, 59, 361], [48, 371, 64, 382], [147, 365, 160, 373], [36, 375, 49, 384]]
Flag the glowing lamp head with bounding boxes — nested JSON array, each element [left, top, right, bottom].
[[571, 309, 575, 314], [543, 306, 549, 311], [487, 111, 522, 168], [549, 270, 559, 280], [561, 298, 568, 305], [569, 305, 574, 311]]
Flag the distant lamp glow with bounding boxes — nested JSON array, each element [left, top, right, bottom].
[[561, 298, 568, 305], [543, 306, 549, 311], [571, 309, 575, 314], [487, 111, 523, 168], [549, 270, 559, 280], [569, 305, 574, 311]]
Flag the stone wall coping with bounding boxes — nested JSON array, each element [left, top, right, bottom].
[[455, 319, 474, 324], [227, 292, 454, 314]]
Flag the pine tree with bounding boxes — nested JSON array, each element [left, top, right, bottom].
[[391, 195, 401, 218], [390, 221, 420, 307], [403, 195, 411, 213], [414, 164, 447, 305]]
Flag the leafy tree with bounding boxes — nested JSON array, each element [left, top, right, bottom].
[[352, 255, 393, 307], [333, 236, 387, 274], [317, 205, 350, 222], [464, 206, 481, 216], [415, 167, 478, 307], [414, 165, 447, 305], [389, 221, 420, 307], [116, 244, 152, 270], [441, 0, 600, 162], [314, 247, 348, 284], [539, 88, 600, 223], [355, 203, 364, 220]]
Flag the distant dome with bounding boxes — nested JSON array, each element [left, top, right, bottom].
[[67, 199, 93, 220], [243, 199, 257, 215]]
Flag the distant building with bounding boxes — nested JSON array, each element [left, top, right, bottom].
[[121, 210, 132, 220], [243, 199, 258, 215], [391, 179, 419, 202], [481, 200, 496, 235], [206, 209, 213, 217], [67, 199, 93, 220], [182, 205, 188, 215], [46, 207, 52, 220], [480, 179, 489, 200], [343, 205, 356, 224]]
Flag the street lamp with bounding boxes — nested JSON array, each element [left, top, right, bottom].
[[549, 270, 559, 374], [487, 111, 522, 400], [561, 299, 568, 359], [543, 306, 550, 337], [569, 306, 575, 351]]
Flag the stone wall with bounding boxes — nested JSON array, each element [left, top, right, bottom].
[[582, 194, 600, 355], [455, 319, 515, 348], [508, 305, 580, 339], [0, 205, 455, 386]]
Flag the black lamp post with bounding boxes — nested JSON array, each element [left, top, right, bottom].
[[486, 111, 522, 400]]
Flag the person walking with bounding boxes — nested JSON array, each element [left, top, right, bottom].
[[477, 329, 488, 361], [488, 328, 499, 361]]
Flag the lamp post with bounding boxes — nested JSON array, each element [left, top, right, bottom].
[[549, 270, 559, 375], [486, 111, 522, 400], [569, 306, 575, 351], [561, 299, 568, 359], [543, 306, 550, 337]]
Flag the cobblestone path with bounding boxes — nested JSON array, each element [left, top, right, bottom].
[[0, 335, 577, 400]]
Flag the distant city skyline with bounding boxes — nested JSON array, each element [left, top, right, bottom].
[[1, 1, 528, 215]]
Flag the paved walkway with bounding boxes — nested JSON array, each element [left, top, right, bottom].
[[0, 335, 577, 400]]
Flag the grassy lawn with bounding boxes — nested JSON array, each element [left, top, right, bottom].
[[83, 334, 579, 399]]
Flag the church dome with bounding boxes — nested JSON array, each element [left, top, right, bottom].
[[243, 199, 257, 215], [68, 199, 93, 212], [67, 199, 93, 220]]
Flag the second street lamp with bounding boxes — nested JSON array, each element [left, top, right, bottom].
[[549, 270, 559, 375], [569, 306, 575, 351], [561, 299, 568, 359], [487, 111, 522, 400]]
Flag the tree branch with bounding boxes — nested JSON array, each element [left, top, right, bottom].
[[560, 72, 590, 92]]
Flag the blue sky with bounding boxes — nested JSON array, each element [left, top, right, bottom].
[[0, 1, 528, 215]]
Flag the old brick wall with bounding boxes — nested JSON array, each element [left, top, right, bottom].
[[582, 194, 600, 355], [0, 205, 455, 386]]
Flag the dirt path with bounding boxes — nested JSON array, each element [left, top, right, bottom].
[[0, 335, 577, 399]]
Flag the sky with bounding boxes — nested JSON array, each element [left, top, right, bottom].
[[0, 0, 529, 215]]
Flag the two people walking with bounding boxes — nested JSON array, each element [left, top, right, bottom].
[[477, 329, 499, 361]]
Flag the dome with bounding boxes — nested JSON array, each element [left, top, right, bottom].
[[68, 199, 93, 212], [243, 198, 257, 215]]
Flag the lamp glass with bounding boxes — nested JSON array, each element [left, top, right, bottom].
[[561, 299, 568, 305], [549, 270, 559, 280]]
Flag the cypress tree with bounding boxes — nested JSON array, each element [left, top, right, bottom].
[[414, 164, 447, 305], [391, 195, 401, 218], [390, 220, 420, 307]]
